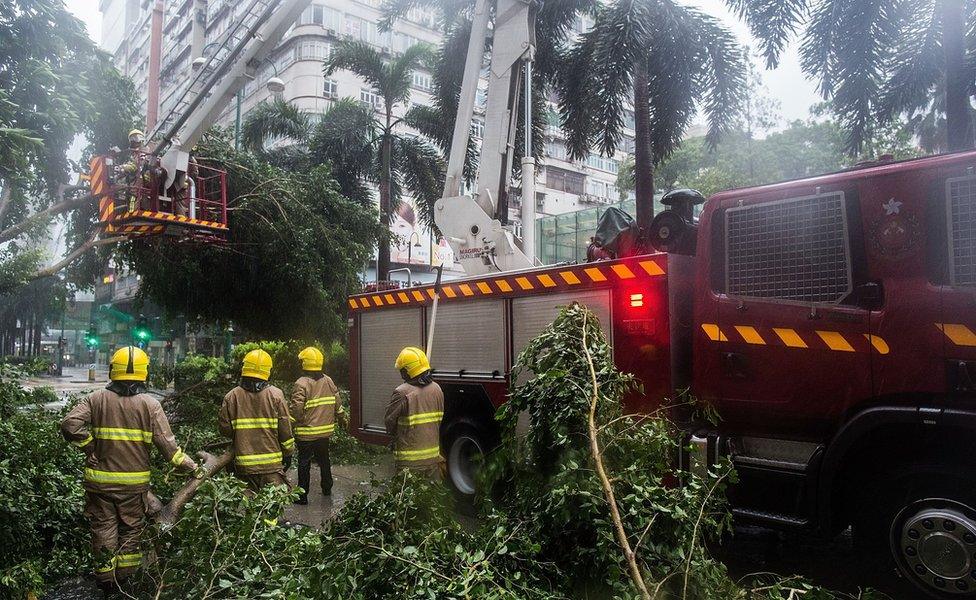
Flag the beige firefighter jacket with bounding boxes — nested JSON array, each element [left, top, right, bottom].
[[61, 388, 188, 493], [385, 381, 444, 469], [290, 374, 340, 441], [219, 385, 294, 474]]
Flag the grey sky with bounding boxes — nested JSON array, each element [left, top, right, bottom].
[[64, 0, 820, 123]]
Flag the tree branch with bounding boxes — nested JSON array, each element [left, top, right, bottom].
[[582, 312, 651, 600], [0, 179, 12, 225], [0, 188, 100, 245], [30, 234, 125, 280]]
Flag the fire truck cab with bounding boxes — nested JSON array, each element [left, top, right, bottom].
[[349, 150, 976, 598]]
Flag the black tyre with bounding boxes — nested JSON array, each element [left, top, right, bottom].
[[444, 423, 491, 498], [852, 469, 976, 598]]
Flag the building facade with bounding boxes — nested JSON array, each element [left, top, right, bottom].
[[99, 0, 638, 282]]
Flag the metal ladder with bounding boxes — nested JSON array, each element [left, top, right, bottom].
[[149, 0, 280, 151]]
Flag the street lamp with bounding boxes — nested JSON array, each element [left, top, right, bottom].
[[406, 231, 422, 265], [192, 46, 286, 150]]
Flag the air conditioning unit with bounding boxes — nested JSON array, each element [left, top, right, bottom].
[[326, 28, 336, 37], [381, 46, 391, 54]]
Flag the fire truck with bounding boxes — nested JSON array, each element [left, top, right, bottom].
[[347, 0, 976, 595], [349, 151, 976, 598]]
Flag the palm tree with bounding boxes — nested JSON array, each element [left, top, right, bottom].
[[324, 41, 439, 281], [241, 42, 444, 282], [557, 0, 746, 224], [726, 0, 975, 153]]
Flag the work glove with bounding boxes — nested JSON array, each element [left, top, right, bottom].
[[283, 455, 292, 471]]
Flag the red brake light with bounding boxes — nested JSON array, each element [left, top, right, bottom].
[[630, 293, 644, 308]]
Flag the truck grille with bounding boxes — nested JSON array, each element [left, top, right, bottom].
[[725, 192, 852, 303], [948, 177, 976, 286]]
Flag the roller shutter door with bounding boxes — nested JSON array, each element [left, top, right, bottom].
[[430, 299, 506, 377], [359, 307, 423, 431], [511, 290, 612, 382]]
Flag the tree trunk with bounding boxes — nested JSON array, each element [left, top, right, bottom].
[[0, 189, 96, 245], [377, 116, 393, 282], [633, 67, 655, 234], [944, 0, 972, 151]]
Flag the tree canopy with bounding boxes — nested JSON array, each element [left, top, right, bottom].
[[119, 131, 382, 341]]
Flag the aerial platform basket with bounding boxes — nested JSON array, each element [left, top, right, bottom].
[[89, 153, 229, 241]]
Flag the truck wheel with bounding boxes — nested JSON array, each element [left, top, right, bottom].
[[891, 496, 976, 598], [445, 423, 489, 498], [853, 470, 976, 598]]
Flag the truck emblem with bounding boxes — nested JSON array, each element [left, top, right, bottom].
[[870, 198, 919, 260], [882, 198, 902, 215]]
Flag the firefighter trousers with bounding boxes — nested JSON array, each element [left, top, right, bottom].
[[297, 438, 332, 497], [84, 491, 147, 583], [237, 469, 290, 493]]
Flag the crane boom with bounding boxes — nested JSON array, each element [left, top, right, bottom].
[[149, 0, 312, 190], [435, 0, 536, 275]]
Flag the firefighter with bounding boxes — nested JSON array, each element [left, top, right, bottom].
[[385, 346, 444, 478], [61, 346, 197, 594], [290, 346, 342, 504], [117, 129, 148, 213], [219, 349, 295, 492]]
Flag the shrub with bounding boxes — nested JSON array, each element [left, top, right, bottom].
[[0, 408, 89, 598]]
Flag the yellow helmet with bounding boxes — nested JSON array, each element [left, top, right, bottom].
[[110, 346, 149, 382], [298, 346, 324, 371], [128, 129, 144, 138], [395, 346, 430, 380], [241, 349, 273, 380]]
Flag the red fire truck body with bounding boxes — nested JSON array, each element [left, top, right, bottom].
[[348, 150, 976, 597]]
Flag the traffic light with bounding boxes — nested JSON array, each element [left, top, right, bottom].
[[84, 327, 99, 348], [133, 315, 152, 345]]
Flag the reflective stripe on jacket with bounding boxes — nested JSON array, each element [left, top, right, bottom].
[[218, 385, 294, 474], [290, 374, 340, 441], [385, 381, 444, 469], [61, 389, 186, 493]]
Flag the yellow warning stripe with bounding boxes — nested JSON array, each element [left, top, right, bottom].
[[936, 323, 976, 347], [702, 323, 890, 354]]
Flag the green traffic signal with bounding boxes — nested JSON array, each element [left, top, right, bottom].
[[85, 327, 99, 348]]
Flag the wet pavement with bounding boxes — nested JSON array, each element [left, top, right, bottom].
[[282, 457, 395, 526]]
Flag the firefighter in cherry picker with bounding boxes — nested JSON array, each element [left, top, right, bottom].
[[61, 346, 198, 594], [116, 129, 149, 213], [219, 349, 295, 491], [385, 347, 444, 479], [289, 346, 342, 504]]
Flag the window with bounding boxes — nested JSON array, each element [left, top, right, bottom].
[[360, 88, 381, 109], [470, 118, 484, 139], [393, 32, 421, 52], [300, 4, 341, 29], [586, 153, 619, 174], [725, 192, 853, 303], [297, 41, 330, 60], [947, 176, 976, 286], [475, 88, 487, 108], [545, 141, 567, 161], [323, 78, 338, 98], [412, 71, 433, 93], [344, 14, 365, 39], [546, 166, 584, 195]]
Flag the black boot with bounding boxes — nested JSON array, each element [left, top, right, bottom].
[[294, 494, 308, 505]]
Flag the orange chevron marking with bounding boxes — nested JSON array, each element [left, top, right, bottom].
[[411, 290, 425, 302], [426, 288, 436, 299], [476, 282, 492, 294], [559, 271, 581, 285], [639, 260, 665, 276], [584, 267, 607, 282], [611, 264, 636, 279], [397, 292, 410, 303], [515, 277, 533, 290], [442, 286, 457, 298], [537, 274, 557, 288], [372, 296, 384, 307], [495, 279, 513, 293], [459, 284, 474, 296], [384, 294, 396, 305]]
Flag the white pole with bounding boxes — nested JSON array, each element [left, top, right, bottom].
[[520, 61, 536, 263]]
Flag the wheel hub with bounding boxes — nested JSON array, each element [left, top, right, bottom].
[[448, 435, 483, 496], [896, 504, 976, 595]]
